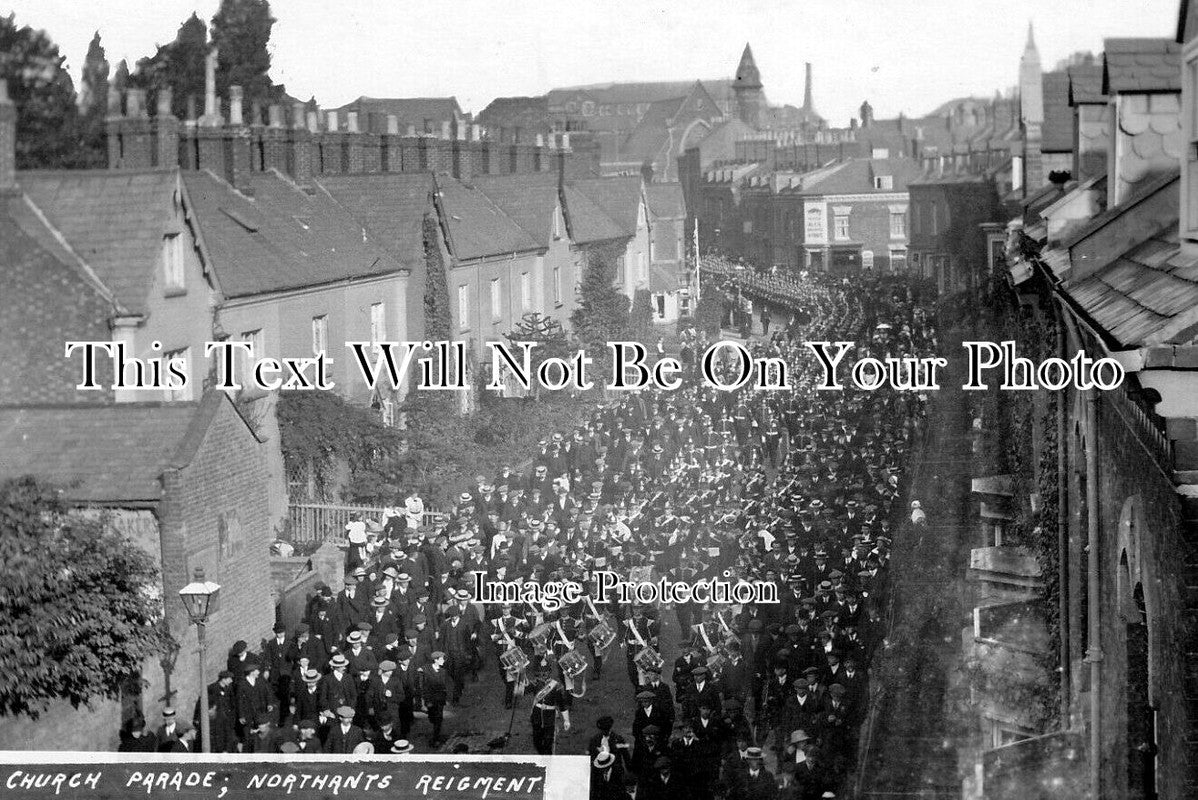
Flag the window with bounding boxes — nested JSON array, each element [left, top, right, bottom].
[[862, 250, 875, 270], [520, 272, 532, 310], [163, 234, 185, 293], [873, 175, 894, 190], [457, 285, 470, 331], [616, 255, 626, 285], [490, 278, 502, 321], [890, 249, 908, 271], [370, 303, 386, 349], [240, 330, 263, 386], [834, 214, 849, 241], [553, 266, 562, 305], [164, 347, 191, 402], [890, 211, 907, 238], [312, 315, 327, 355]]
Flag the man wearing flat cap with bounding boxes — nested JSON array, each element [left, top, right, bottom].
[[325, 705, 366, 754]]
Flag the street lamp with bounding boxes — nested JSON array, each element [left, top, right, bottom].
[[179, 568, 220, 753]]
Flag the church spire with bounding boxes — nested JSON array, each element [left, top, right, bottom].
[[1023, 20, 1039, 61], [734, 43, 762, 89]]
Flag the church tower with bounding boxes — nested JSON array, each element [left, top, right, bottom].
[[732, 43, 765, 129]]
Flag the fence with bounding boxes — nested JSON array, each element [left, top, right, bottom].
[[287, 503, 444, 546]]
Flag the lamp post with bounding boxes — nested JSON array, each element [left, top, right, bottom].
[[178, 568, 220, 753]]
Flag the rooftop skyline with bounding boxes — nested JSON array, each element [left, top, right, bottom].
[[6, 0, 1178, 125]]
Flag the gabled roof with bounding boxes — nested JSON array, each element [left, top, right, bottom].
[[316, 172, 434, 268], [435, 175, 541, 260], [476, 96, 551, 133], [571, 176, 643, 236], [471, 173, 561, 248], [18, 169, 179, 316], [334, 97, 463, 133], [181, 171, 406, 299], [1068, 64, 1107, 105], [645, 183, 686, 220], [1060, 171, 1180, 251], [0, 391, 254, 505], [562, 184, 627, 245], [1042, 72, 1074, 153], [621, 96, 687, 164], [1103, 38, 1182, 94]]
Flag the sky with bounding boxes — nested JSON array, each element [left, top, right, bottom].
[[6, 0, 1179, 124]]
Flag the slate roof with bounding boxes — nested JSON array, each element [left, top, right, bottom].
[[562, 184, 627, 245], [1103, 38, 1182, 93], [435, 176, 541, 260], [645, 183, 686, 220], [334, 97, 463, 133], [315, 172, 434, 267], [1059, 170, 1178, 250], [471, 173, 561, 247], [476, 96, 551, 134], [0, 393, 227, 504], [1064, 222, 1198, 347], [1042, 72, 1075, 153], [790, 158, 924, 196], [1069, 64, 1107, 104], [18, 169, 179, 316], [571, 177, 643, 236], [181, 171, 406, 299], [548, 80, 732, 107]]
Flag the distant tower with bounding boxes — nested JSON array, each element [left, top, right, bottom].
[[732, 43, 765, 129], [1019, 21, 1045, 194]]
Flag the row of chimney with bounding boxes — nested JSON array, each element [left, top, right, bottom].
[[105, 87, 599, 192]]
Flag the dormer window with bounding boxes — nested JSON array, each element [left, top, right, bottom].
[[163, 233, 185, 294]]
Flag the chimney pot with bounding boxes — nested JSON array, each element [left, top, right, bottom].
[[229, 86, 244, 126], [386, 115, 399, 135], [347, 111, 359, 133], [326, 110, 339, 132], [441, 120, 452, 140], [202, 47, 220, 125]]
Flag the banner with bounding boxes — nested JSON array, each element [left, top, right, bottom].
[[0, 753, 588, 800]]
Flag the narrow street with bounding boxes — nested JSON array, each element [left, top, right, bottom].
[[857, 323, 976, 799]]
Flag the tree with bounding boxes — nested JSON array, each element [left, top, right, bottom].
[[502, 313, 573, 399], [571, 246, 632, 349], [0, 13, 83, 168], [76, 32, 109, 168], [0, 476, 169, 719], [629, 288, 655, 345], [130, 13, 208, 119], [211, 0, 278, 105]]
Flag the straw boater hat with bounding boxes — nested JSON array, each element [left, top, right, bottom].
[[391, 740, 415, 754]]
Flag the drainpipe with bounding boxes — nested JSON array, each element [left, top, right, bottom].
[[1056, 314, 1070, 724]]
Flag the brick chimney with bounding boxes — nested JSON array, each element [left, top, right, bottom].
[[0, 81, 16, 194], [290, 102, 313, 186], [200, 48, 222, 127], [224, 87, 253, 195], [154, 87, 179, 169], [123, 89, 154, 168]]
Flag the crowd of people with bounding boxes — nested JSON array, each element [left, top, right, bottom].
[[119, 263, 939, 800]]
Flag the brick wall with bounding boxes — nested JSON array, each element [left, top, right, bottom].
[[157, 396, 276, 721]]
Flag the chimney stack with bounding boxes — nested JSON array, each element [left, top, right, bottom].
[[347, 111, 359, 133], [201, 48, 221, 126], [154, 87, 179, 169], [268, 104, 284, 128], [441, 120, 451, 140], [228, 86, 244, 126], [127, 88, 146, 117], [0, 81, 16, 193], [386, 115, 399, 135]]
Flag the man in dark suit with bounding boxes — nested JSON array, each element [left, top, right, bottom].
[[236, 662, 274, 740], [632, 691, 672, 750], [261, 622, 292, 723], [733, 749, 777, 800], [325, 706, 366, 754], [194, 670, 238, 753]]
